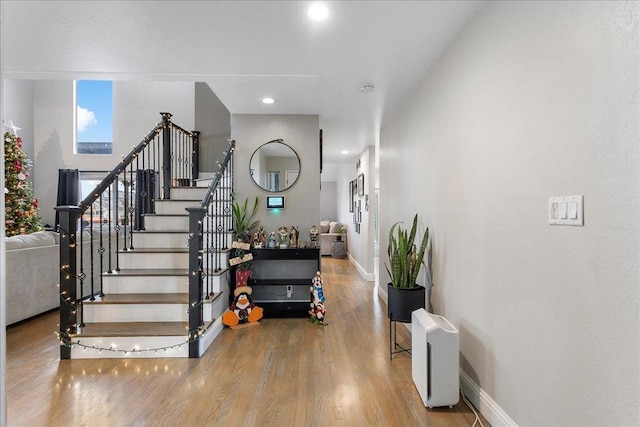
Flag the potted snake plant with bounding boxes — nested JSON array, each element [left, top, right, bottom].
[[385, 213, 431, 322], [231, 194, 260, 287]]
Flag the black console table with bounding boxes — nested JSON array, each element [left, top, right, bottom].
[[230, 248, 321, 317]]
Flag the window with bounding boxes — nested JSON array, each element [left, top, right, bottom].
[[79, 171, 126, 227], [74, 80, 113, 154]]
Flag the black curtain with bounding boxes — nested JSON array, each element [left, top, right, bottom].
[[135, 169, 158, 230], [55, 169, 80, 231]]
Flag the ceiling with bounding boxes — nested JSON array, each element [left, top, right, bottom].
[[2, 1, 482, 163]]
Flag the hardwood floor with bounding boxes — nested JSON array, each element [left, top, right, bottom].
[[6, 257, 487, 426]]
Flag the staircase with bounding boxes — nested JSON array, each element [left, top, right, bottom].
[[68, 185, 231, 359], [55, 113, 235, 359]]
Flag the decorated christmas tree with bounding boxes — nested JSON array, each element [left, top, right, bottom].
[[4, 130, 43, 236]]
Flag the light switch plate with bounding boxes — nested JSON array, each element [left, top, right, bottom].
[[549, 195, 583, 226]]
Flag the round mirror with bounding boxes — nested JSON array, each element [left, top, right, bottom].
[[249, 139, 300, 192]]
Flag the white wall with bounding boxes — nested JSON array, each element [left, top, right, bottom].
[[380, 1, 639, 425], [320, 181, 337, 221], [335, 146, 375, 280], [320, 163, 340, 182], [30, 80, 195, 226], [3, 80, 35, 160], [195, 82, 230, 173], [320, 163, 340, 220], [231, 114, 320, 239], [113, 81, 195, 153]]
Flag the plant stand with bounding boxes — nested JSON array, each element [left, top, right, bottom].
[[387, 284, 425, 360], [331, 240, 346, 258], [390, 318, 411, 360]]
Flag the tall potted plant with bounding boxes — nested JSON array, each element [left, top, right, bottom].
[[231, 195, 260, 287], [386, 213, 431, 322]]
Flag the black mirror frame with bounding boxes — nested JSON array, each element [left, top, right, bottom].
[[249, 139, 301, 193]]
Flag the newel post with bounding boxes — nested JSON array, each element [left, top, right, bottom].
[[161, 112, 172, 199], [187, 206, 206, 358], [55, 205, 81, 359], [191, 131, 200, 186]]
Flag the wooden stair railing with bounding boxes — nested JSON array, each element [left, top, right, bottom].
[[55, 112, 202, 359], [187, 140, 235, 357]]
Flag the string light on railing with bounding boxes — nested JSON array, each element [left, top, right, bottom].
[[56, 326, 204, 355]]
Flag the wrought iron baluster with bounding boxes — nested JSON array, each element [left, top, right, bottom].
[[215, 184, 220, 273], [172, 127, 177, 186], [192, 131, 200, 186], [98, 192, 105, 296], [79, 217, 86, 327], [181, 129, 185, 183], [179, 130, 183, 183], [152, 133, 157, 197], [115, 176, 121, 271], [161, 113, 172, 199], [107, 181, 113, 274], [123, 167, 129, 252], [204, 203, 210, 300], [88, 204, 95, 301], [128, 167, 134, 250]]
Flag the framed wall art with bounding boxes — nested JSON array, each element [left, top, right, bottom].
[[349, 179, 355, 212], [357, 173, 365, 197], [351, 180, 358, 210]]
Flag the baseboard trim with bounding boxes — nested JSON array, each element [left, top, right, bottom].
[[378, 284, 388, 305], [459, 369, 517, 427], [200, 316, 224, 355], [7, 307, 59, 328], [347, 254, 374, 281]]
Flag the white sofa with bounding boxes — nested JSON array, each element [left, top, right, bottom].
[[319, 220, 347, 256], [5, 229, 120, 325], [5, 231, 60, 325]]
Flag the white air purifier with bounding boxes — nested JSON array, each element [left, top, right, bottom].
[[411, 308, 459, 408]]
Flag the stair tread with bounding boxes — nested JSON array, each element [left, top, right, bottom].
[[73, 321, 188, 337], [144, 213, 189, 217], [84, 293, 189, 304], [131, 230, 189, 234], [105, 268, 190, 276], [154, 199, 232, 203], [119, 247, 189, 253], [131, 230, 233, 235], [104, 267, 229, 276], [171, 186, 208, 189]]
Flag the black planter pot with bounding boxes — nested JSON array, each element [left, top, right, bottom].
[[387, 283, 426, 323]]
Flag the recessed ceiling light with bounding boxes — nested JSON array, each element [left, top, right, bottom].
[[308, 3, 329, 21], [341, 150, 349, 155], [261, 97, 275, 104]]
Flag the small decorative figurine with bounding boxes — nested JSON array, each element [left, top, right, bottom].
[[257, 225, 267, 248], [310, 225, 319, 248], [267, 232, 277, 249], [222, 285, 263, 327], [252, 231, 262, 248], [278, 226, 288, 248], [298, 241, 309, 249], [309, 271, 327, 325], [289, 226, 299, 248]]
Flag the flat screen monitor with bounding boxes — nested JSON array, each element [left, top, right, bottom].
[[266, 196, 285, 209]]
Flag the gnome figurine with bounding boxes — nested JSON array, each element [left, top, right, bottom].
[[267, 232, 277, 249], [309, 271, 327, 325], [289, 226, 299, 248], [310, 225, 319, 248]]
